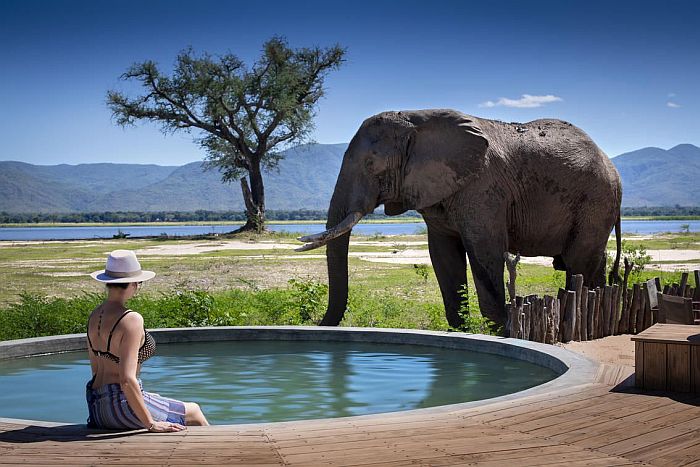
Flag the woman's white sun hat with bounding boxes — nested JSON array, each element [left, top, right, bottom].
[[90, 250, 156, 283]]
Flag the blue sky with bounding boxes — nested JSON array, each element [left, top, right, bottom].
[[1, 0, 698, 165]]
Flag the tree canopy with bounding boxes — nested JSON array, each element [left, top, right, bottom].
[[108, 37, 345, 232]]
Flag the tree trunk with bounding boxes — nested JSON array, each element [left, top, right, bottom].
[[236, 161, 266, 233]]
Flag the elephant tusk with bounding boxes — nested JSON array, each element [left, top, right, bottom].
[[297, 211, 363, 249], [294, 241, 327, 252]]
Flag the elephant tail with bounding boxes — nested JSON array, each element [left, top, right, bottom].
[[608, 215, 622, 285]]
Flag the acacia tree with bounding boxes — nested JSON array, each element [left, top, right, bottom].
[[107, 37, 345, 232]]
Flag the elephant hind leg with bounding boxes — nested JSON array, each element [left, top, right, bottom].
[[562, 242, 607, 288]]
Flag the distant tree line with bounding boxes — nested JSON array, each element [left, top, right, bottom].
[[620, 206, 700, 217], [0, 210, 422, 224], [2, 208, 698, 224]]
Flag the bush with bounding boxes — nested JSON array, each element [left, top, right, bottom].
[[0, 292, 100, 340], [288, 279, 328, 324], [0, 283, 451, 341], [451, 285, 499, 335], [608, 240, 652, 283]]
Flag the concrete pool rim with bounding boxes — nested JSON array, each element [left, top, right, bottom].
[[0, 326, 600, 428]]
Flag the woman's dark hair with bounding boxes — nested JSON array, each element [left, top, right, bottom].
[[106, 282, 130, 289]]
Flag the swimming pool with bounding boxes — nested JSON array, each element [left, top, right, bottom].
[[0, 327, 594, 426]]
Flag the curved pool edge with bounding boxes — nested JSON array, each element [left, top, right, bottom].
[[0, 326, 601, 428]]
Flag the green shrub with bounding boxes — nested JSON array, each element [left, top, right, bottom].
[[288, 279, 328, 324], [0, 292, 100, 340], [608, 240, 652, 283], [0, 282, 451, 341], [413, 264, 429, 283], [450, 285, 498, 335]]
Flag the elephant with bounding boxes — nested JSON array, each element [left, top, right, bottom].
[[298, 109, 622, 328]]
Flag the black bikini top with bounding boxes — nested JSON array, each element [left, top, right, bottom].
[[87, 310, 156, 365]]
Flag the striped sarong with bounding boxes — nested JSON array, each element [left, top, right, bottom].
[[86, 376, 186, 429]]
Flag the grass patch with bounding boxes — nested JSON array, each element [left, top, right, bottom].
[[607, 232, 700, 250], [2, 232, 698, 342], [0, 283, 451, 341]]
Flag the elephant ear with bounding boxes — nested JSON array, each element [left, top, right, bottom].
[[402, 110, 489, 210]]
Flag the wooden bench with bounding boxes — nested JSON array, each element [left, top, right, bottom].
[[632, 323, 700, 393]]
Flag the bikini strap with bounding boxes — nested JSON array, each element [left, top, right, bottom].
[[86, 328, 94, 350], [86, 305, 102, 351], [106, 310, 133, 352]]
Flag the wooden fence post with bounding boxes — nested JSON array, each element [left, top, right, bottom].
[[557, 288, 567, 341], [562, 290, 576, 343], [642, 284, 653, 331], [514, 296, 524, 338], [587, 290, 596, 340], [629, 284, 640, 334], [533, 298, 542, 343], [619, 288, 628, 334], [580, 286, 588, 341], [527, 295, 538, 340], [624, 287, 634, 334], [679, 272, 689, 296], [539, 297, 547, 343], [573, 274, 584, 341], [602, 286, 612, 336], [593, 287, 602, 339], [522, 302, 531, 341], [635, 284, 645, 333], [611, 284, 620, 335], [505, 252, 519, 303], [544, 295, 555, 344]]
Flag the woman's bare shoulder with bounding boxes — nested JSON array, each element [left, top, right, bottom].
[[120, 310, 145, 328]]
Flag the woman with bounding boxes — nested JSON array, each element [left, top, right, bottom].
[[86, 250, 208, 431]]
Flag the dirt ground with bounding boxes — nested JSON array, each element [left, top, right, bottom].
[[123, 239, 700, 271], [561, 334, 636, 367]]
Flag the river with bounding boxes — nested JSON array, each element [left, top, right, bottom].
[[0, 220, 697, 241]]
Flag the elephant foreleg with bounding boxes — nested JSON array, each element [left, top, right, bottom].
[[464, 241, 507, 328], [427, 226, 467, 328]]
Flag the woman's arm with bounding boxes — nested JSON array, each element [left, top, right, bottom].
[[117, 313, 184, 432]]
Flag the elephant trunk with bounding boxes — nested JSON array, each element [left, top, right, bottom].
[[319, 206, 357, 326]]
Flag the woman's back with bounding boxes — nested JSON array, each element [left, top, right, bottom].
[[87, 303, 144, 388]]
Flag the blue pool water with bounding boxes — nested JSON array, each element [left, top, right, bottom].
[[0, 341, 557, 424]]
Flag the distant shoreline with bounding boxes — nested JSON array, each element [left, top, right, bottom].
[[1, 215, 699, 228], [0, 217, 424, 228]]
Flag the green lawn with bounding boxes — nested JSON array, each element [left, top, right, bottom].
[[1, 231, 697, 341]]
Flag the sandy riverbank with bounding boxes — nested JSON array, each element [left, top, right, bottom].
[[118, 239, 700, 272]]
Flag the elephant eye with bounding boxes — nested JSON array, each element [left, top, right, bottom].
[[365, 159, 374, 170]]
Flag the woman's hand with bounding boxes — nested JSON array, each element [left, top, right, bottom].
[[147, 420, 186, 432]]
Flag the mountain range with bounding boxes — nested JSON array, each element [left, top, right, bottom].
[[0, 143, 698, 212]]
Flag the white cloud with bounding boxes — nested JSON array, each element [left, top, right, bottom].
[[667, 101, 681, 108], [479, 94, 563, 108]]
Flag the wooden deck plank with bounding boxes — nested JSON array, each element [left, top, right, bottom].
[[595, 424, 699, 456], [650, 441, 700, 466], [463, 390, 615, 425], [269, 424, 499, 446], [623, 431, 700, 463], [2, 362, 698, 466], [276, 430, 538, 458]]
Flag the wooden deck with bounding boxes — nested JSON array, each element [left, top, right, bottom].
[[1, 366, 698, 466]]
